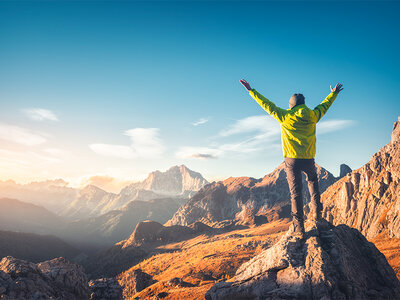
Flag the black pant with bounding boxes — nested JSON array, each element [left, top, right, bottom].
[[284, 157, 322, 226]]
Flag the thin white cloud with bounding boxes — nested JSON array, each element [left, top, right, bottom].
[[125, 128, 165, 157], [318, 119, 355, 134], [0, 123, 47, 146], [90, 128, 165, 159], [219, 115, 280, 137], [192, 118, 209, 126], [23, 108, 58, 121]]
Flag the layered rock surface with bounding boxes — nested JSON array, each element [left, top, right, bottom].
[[0, 256, 89, 299], [316, 116, 400, 239], [167, 164, 336, 226], [206, 221, 400, 300]]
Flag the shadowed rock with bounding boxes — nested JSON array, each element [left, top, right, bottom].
[[89, 277, 123, 300], [339, 163, 352, 178], [0, 256, 89, 299], [205, 220, 400, 300]]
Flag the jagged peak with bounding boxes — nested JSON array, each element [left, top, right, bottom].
[[391, 116, 400, 143]]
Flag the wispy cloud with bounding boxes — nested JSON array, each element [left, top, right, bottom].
[[192, 118, 209, 126], [23, 108, 58, 121], [318, 119, 355, 134], [90, 128, 165, 159], [0, 123, 47, 146], [218, 115, 280, 137]]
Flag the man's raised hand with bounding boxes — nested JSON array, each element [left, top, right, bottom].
[[240, 79, 252, 91], [330, 83, 344, 94]]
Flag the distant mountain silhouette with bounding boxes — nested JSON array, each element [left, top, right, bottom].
[[0, 198, 65, 235]]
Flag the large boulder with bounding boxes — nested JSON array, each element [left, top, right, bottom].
[[205, 220, 400, 300], [0, 256, 89, 299]]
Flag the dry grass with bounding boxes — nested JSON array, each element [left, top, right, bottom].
[[371, 233, 400, 280]]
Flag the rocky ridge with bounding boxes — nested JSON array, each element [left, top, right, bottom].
[[316, 116, 400, 239]]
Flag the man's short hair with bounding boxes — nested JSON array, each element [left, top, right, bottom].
[[289, 93, 305, 109]]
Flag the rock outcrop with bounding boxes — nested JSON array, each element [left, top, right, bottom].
[[0, 256, 89, 299], [119, 268, 157, 294], [316, 116, 400, 239], [206, 220, 400, 300], [339, 163, 352, 178], [167, 164, 336, 226], [123, 220, 195, 248], [89, 277, 123, 300]]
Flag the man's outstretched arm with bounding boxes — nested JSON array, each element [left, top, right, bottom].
[[313, 83, 344, 122], [240, 79, 287, 123]]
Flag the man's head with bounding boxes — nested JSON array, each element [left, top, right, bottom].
[[289, 93, 305, 109]]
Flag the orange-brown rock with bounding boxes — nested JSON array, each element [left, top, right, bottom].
[[315, 116, 400, 239]]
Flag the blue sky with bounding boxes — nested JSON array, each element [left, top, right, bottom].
[[0, 1, 399, 189]]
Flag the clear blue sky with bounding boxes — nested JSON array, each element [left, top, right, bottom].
[[0, 1, 399, 188]]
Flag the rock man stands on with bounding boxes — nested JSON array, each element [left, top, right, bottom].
[[240, 79, 343, 236]]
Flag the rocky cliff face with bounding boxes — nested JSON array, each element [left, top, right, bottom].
[[167, 164, 336, 226], [315, 117, 400, 239], [0, 256, 89, 299], [205, 220, 400, 300]]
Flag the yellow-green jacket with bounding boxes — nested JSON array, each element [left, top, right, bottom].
[[249, 89, 338, 159]]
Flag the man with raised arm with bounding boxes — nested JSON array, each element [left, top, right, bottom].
[[240, 79, 343, 237]]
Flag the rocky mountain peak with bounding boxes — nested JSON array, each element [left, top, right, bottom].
[[392, 116, 400, 143], [126, 164, 209, 197], [79, 184, 108, 197], [206, 220, 400, 299]]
